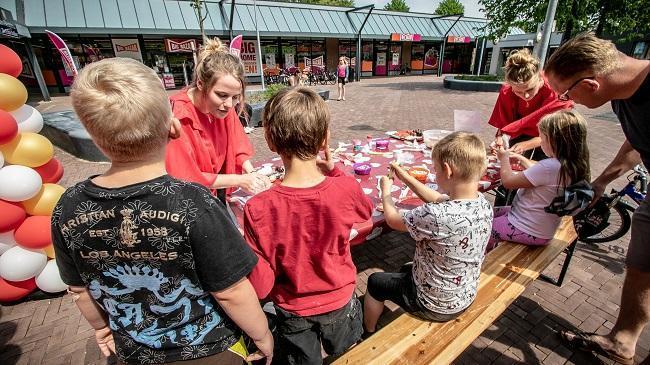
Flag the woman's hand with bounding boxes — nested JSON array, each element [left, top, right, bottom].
[[94, 327, 116, 357], [240, 173, 272, 194], [508, 137, 541, 154], [496, 146, 510, 162]]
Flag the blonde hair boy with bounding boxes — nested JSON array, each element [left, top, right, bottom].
[[432, 132, 487, 182], [70, 57, 172, 161]]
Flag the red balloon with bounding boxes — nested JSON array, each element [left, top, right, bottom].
[[0, 277, 36, 302], [14, 215, 52, 249], [0, 44, 23, 78], [0, 110, 18, 145], [34, 158, 64, 183], [0, 200, 26, 233]]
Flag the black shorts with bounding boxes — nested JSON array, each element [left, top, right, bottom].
[[337, 76, 346, 85], [367, 265, 464, 322], [273, 295, 363, 365]]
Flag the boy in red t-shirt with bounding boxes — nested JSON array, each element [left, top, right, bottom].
[[244, 87, 373, 364]]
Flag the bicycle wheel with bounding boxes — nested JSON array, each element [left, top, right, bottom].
[[581, 202, 632, 244], [329, 75, 336, 85]]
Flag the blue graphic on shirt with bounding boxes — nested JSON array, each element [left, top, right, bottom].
[[88, 264, 222, 348]]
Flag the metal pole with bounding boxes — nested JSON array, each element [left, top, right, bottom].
[[477, 37, 486, 75], [356, 35, 361, 81], [537, 0, 559, 67], [437, 39, 446, 77], [253, 0, 264, 90], [25, 39, 50, 101]]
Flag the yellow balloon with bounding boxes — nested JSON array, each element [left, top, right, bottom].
[[0, 132, 54, 167], [44, 245, 55, 258], [0, 74, 27, 112], [21, 183, 65, 216]]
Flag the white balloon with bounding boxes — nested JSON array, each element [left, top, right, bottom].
[[0, 165, 42, 202], [0, 246, 47, 281], [35, 260, 68, 293], [0, 150, 3, 168], [10, 105, 44, 133], [0, 231, 17, 255]]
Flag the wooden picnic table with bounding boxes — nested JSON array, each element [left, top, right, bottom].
[[229, 135, 519, 244]]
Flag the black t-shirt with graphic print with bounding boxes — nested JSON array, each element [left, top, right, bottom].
[[51, 175, 257, 364]]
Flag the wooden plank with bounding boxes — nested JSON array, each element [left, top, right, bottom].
[[334, 217, 576, 365]]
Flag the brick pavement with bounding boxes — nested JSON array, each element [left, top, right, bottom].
[[1, 75, 647, 364]]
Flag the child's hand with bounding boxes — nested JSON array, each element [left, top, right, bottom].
[[240, 173, 272, 194], [496, 146, 509, 162], [380, 175, 393, 196], [94, 327, 115, 357], [389, 161, 406, 181], [316, 144, 336, 173], [489, 137, 503, 152], [246, 329, 274, 365]]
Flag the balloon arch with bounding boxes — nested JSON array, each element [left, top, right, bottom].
[[0, 44, 68, 301]]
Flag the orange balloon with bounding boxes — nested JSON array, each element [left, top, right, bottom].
[[43, 245, 55, 259], [0, 132, 54, 167], [20, 184, 64, 216], [0, 74, 27, 112]]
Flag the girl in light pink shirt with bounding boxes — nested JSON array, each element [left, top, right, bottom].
[[336, 56, 349, 101], [488, 110, 590, 250]]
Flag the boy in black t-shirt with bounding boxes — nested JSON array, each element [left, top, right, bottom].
[[51, 58, 273, 365]]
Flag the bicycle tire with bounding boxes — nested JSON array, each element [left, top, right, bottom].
[[581, 202, 632, 244], [329, 76, 336, 85]]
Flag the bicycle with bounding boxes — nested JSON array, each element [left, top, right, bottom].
[[324, 69, 337, 85], [579, 164, 647, 244]]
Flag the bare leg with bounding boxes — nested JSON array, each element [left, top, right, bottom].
[[564, 267, 650, 360], [363, 293, 385, 333], [337, 83, 342, 100], [342, 85, 346, 100]]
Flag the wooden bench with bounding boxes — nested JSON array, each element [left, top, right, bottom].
[[333, 217, 578, 365]]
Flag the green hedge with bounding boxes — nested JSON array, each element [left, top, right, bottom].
[[454, 74, 504, 82]]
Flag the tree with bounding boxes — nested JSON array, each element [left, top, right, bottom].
[[434, 0, 464, 16], [383, 0, 410, 12], [190, 0, 209, 42], [478, 0, 650, 43]]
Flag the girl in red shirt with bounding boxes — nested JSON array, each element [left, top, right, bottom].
[[488, 49, 573, 158], [166, 38, 271, 202]]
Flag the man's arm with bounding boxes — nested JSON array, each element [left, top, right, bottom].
[[592, 139, 642, 200]]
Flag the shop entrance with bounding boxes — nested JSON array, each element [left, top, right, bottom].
[[374, 41, 388, 76]]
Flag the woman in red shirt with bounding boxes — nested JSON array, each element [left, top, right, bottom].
[[488, 49, 573, 158], [166, 38, 270, 203]]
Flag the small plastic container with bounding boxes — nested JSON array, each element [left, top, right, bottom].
[[408, 167, 429, 183], [353, 163, 372, 175], [352, 139, 362, 152], [375, 139, 390, 151]]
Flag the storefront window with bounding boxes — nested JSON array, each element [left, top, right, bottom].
[[311, 39, 325, 70], [374, 41, 387, 76], [297, 40, 311, 70], [388, 43, 401, 75], [411, 43, 424, 72], [142, 39, 167, 74], [261, 39, 280, 75], [632, 41, 649, 59], [362, 41, 373, 75], [423, 42, 439, 74], [280, 39, 296, 70]]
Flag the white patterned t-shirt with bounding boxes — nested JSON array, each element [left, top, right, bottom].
[[402, 194, 493, 314]]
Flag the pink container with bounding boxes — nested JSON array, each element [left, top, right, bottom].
[[353, 163, 372, 175], [375, 139, 390, 151]]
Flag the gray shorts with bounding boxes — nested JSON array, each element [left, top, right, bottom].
[[627, 195, 650, 272]]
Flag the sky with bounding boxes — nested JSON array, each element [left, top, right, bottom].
[[371, 0, 484, 18]]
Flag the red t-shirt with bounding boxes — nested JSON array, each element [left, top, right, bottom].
[[244, 167, 374, 316], [488, 77, 573, 138], [165, 89, 254, 193]]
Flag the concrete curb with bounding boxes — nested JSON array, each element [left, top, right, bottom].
[[443, 76, 503, 92]]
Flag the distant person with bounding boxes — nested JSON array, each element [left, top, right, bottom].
[[336, 57, 349, 101]]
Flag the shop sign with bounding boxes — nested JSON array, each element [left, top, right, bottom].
[[285, 53, 295, 68], [390, 33, 421, 42], [447, 36, 471, 43], [392, 53, 400, 66], [165, 39, 197, 53], [241, 40, 259, 75], [377, 53, 386, 66], [112, 38, 143, 62], [265, 53, 276, 69], [304, 56, 324, 69], [162, 73, 175, 89], [424, 47, 438, 68], [0, 20, 19, 38]]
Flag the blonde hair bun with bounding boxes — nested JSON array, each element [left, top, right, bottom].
[[199, 38, 228, 61], [504, 49, 540, 84]]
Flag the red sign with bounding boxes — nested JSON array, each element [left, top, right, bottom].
[[391, 33, 422, 42], [447, 36, 471, 43], [162, 73, 175, 89], [165, 39, 197, 53], [115, 43, 139, 52]]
